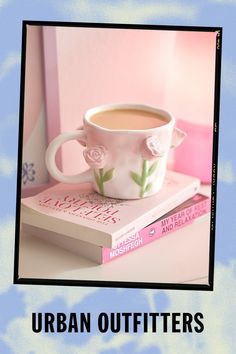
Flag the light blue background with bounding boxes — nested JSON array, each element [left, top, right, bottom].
[[0, 1, 235, 353]]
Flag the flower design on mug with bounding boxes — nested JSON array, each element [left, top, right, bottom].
[[83, 145, 108, 169], [141, 136, 165, 160], [83, 145, 114, 195], [130, 136, 165, 198], [22, 162, 36, 185]]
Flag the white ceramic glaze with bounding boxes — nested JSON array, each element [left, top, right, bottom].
[[45, 104, 186, 199]]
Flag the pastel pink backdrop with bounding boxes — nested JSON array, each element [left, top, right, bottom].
[[22, 26, 57, 196], [41, 27, 217, 182], [23, 26, 45, 146]]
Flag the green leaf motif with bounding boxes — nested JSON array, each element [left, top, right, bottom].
[[94, 170, 104, 194], [94, 171, 101, 187], [103, 168, 114, 182], [130, 171, 142, 186], [142, 159, 147, 177], [144, 182, 152, 193], [148, 160, 158, 176]]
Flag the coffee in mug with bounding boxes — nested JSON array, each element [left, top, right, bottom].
[[90, 108, 167, 130]]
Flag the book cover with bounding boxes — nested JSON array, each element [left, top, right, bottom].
[[21, 170, 200, 248], [22, 194, 210, 264], [102, 193, 210, 263]]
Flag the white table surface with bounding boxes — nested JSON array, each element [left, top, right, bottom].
[[19, 215, 210, 285], [18, 185, 212, 286]]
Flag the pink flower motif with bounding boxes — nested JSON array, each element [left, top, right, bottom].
[[83, 145, 108, 169], [141, 136, 165, 160]]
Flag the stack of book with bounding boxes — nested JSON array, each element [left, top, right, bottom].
[[21, 170, 210, 264]]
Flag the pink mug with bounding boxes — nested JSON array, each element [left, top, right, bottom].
[[45, 103, 186, 199]]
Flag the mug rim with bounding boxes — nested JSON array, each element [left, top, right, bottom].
[[84, 103, 175, 133]]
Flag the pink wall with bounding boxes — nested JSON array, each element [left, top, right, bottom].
[[44, 27, 178, 174], [43, 26, 217, 178], [22, 25, 54, 195], [163, 31, 217, 125], [23, 26, 45, 145]]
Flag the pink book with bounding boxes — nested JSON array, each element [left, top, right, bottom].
[[103, 193, 210, 262], [21, 170, 200, 248], [22, 194, 210, 264]]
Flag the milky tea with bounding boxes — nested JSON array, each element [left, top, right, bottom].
[[90, 108, 167, 130]]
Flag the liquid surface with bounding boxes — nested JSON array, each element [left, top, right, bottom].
[[90, 109, 167, 130]]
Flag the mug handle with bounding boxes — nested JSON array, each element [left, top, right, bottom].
[[45, 130, 93, 184]]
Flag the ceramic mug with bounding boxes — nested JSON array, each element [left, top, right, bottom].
[[45, 104, 186, 199]]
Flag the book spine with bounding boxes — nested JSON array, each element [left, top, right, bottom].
[[112, 179, 200, 248], [102, 196, 211, 263]]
